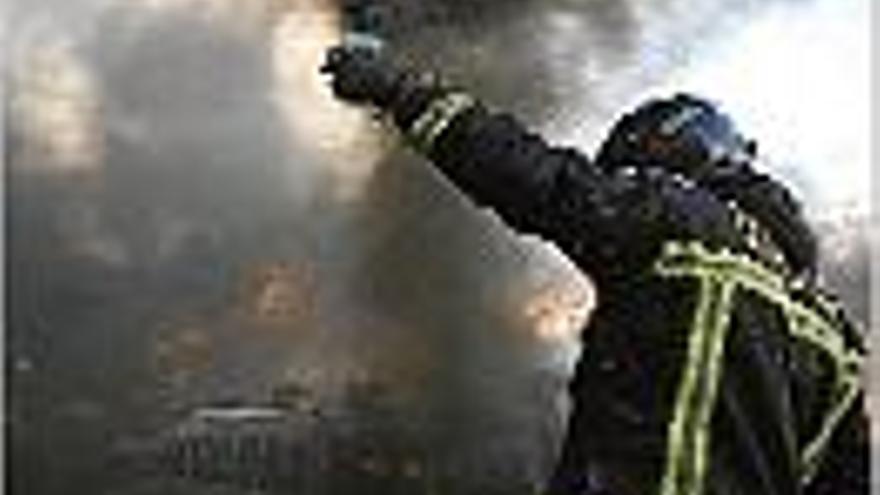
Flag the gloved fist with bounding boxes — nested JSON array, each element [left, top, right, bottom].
[[320, 45, 403, 107]]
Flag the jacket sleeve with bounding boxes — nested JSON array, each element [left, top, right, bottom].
[[387, 90, 735, 277]]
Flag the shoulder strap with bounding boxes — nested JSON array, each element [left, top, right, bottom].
[[654, 240, 865, 488]]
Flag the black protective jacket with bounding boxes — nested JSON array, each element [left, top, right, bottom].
[[379, 86, 867, 495]]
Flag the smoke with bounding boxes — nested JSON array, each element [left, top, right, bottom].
[[8, 38, 105, 173], [648, 0, 870, 217], [6, 0, 869, 494]]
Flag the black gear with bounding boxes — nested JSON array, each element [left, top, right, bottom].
[[595, 93, 756, 178], [320, 54, 866, 495], [321, 46, 403, 107]]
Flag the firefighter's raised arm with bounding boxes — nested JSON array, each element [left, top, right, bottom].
[[320, 46, 571, 217], [319, 45, 669, 259]]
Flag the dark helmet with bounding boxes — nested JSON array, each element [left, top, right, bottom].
[[596, 93, 817, 278], [595, 93, 756, 176]]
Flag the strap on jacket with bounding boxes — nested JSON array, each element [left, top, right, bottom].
[[654, 240, 864, 492]]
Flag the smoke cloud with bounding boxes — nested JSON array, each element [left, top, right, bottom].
[[6, 0, 869, 494]]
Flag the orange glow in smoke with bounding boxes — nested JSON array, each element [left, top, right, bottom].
[[154, 326, 215, 380], [271, 0, 388, 202], [10, 40, 105, 174], [241, 261, 314, 328], [523, 282, 594, 343]]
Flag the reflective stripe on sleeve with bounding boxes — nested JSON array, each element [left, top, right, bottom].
[[406, 92, 475, 153]]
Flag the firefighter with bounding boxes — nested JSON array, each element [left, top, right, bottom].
[[320, 45, 867, 494]]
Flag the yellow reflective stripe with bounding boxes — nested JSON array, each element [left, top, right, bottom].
[[407, 92, 475, 153], [655, 240, 865, 486], [800, 368, 861, 482], [788, 300, 862, 483], [656, 242, 784, 294], [731, 206, 788, 272], [660, 278, 735, 495]]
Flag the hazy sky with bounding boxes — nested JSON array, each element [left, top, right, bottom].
[[646, 0, 869, 218]]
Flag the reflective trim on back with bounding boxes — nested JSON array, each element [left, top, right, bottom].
[[654, 240, 864, 490], [658, 273, 735, 495]]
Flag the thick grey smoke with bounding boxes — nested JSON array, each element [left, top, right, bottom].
[[6, 0, 868, 494]]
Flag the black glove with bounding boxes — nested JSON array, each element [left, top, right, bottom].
[[320, 45, 405, 108], [321, 45, 449, 130]]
